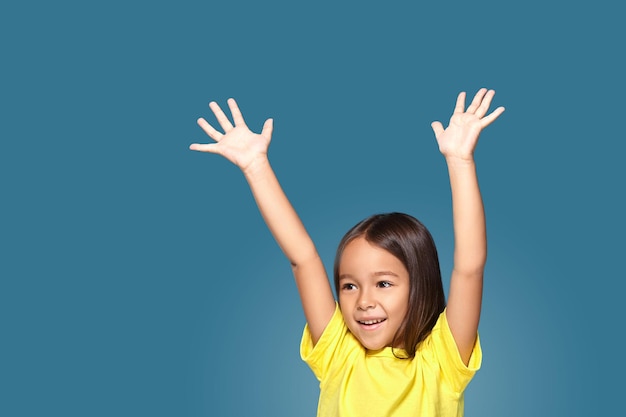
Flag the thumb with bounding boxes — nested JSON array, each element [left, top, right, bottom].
[[261, 118, 274, 138], [431, 121, 444, 138], [189, 143, 221, 154]]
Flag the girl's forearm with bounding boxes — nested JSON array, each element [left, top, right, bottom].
[[446, 158, 487, 276], [243, 156, 336, 340], [243, 157, 319, 266]]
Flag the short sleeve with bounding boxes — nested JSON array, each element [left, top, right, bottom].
[[427, 309, 482, 394], [300, 303, 349, 381]]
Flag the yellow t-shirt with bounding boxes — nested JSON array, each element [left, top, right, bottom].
[[300, 304, 481, 417]]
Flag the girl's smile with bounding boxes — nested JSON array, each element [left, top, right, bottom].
[[338, 237, 410, 351], [357, 317, 387, 327]]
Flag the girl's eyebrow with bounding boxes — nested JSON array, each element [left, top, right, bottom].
[[339, 271, 399, 281], [373, 270, 399, 277]]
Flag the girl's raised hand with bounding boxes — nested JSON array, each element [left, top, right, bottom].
[[431, 88, 505, 161], [190, 98, 274, 173]]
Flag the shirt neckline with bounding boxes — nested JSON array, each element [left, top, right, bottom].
[[366, 347, 410, 358]]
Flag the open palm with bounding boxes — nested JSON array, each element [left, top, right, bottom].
[[190, 98, 274, 173], [431, 88, 505, 161]]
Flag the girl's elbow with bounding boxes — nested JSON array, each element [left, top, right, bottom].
[[452, 266, 485, 281], [290, 252, 323, 271]]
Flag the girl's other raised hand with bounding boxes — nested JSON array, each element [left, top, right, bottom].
[[431, 88, 505, 162], [190, 98, 274, 173]]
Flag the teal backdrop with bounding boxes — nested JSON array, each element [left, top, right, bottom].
[[1, 0, 623, 416]]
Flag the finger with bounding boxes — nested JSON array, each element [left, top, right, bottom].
[[453, 92, 466, 114], [261, 118, 273, 139], [475, 89, 496, 119], [431, 121, 444, 137], [480, 106, 505, 128], [189, 143, 221, 153], [227, 98, 248, 127], [197, 117, 224, 141], [209, 101, 234, 132], [466, 88, 488, 114]]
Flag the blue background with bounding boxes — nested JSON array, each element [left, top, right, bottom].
[[1, 0, 624, 416]]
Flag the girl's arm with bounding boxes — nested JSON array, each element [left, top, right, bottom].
[[190, 99, 336, 344], [431, 89, 505, 365]]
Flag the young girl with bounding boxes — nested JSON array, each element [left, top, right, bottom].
[[190, 89, 505, 416]]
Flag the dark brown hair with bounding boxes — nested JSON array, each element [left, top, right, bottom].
[[333, 212, 445, 359]]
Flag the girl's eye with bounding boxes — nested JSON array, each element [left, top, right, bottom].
[[377, 281, 392, 288], [342, 283, 357, 291]]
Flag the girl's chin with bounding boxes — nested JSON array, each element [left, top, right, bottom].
[[356, 338, 390, 351]]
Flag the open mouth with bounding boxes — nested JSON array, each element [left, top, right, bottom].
[[357, 318, 387, 328]]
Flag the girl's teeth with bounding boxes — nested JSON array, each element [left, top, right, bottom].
[[361, 319, 384, 325]]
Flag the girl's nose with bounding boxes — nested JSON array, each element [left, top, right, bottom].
[[357, 292, 375, 310]]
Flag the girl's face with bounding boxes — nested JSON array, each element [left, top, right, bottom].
[[337, 237, 410, 351]]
